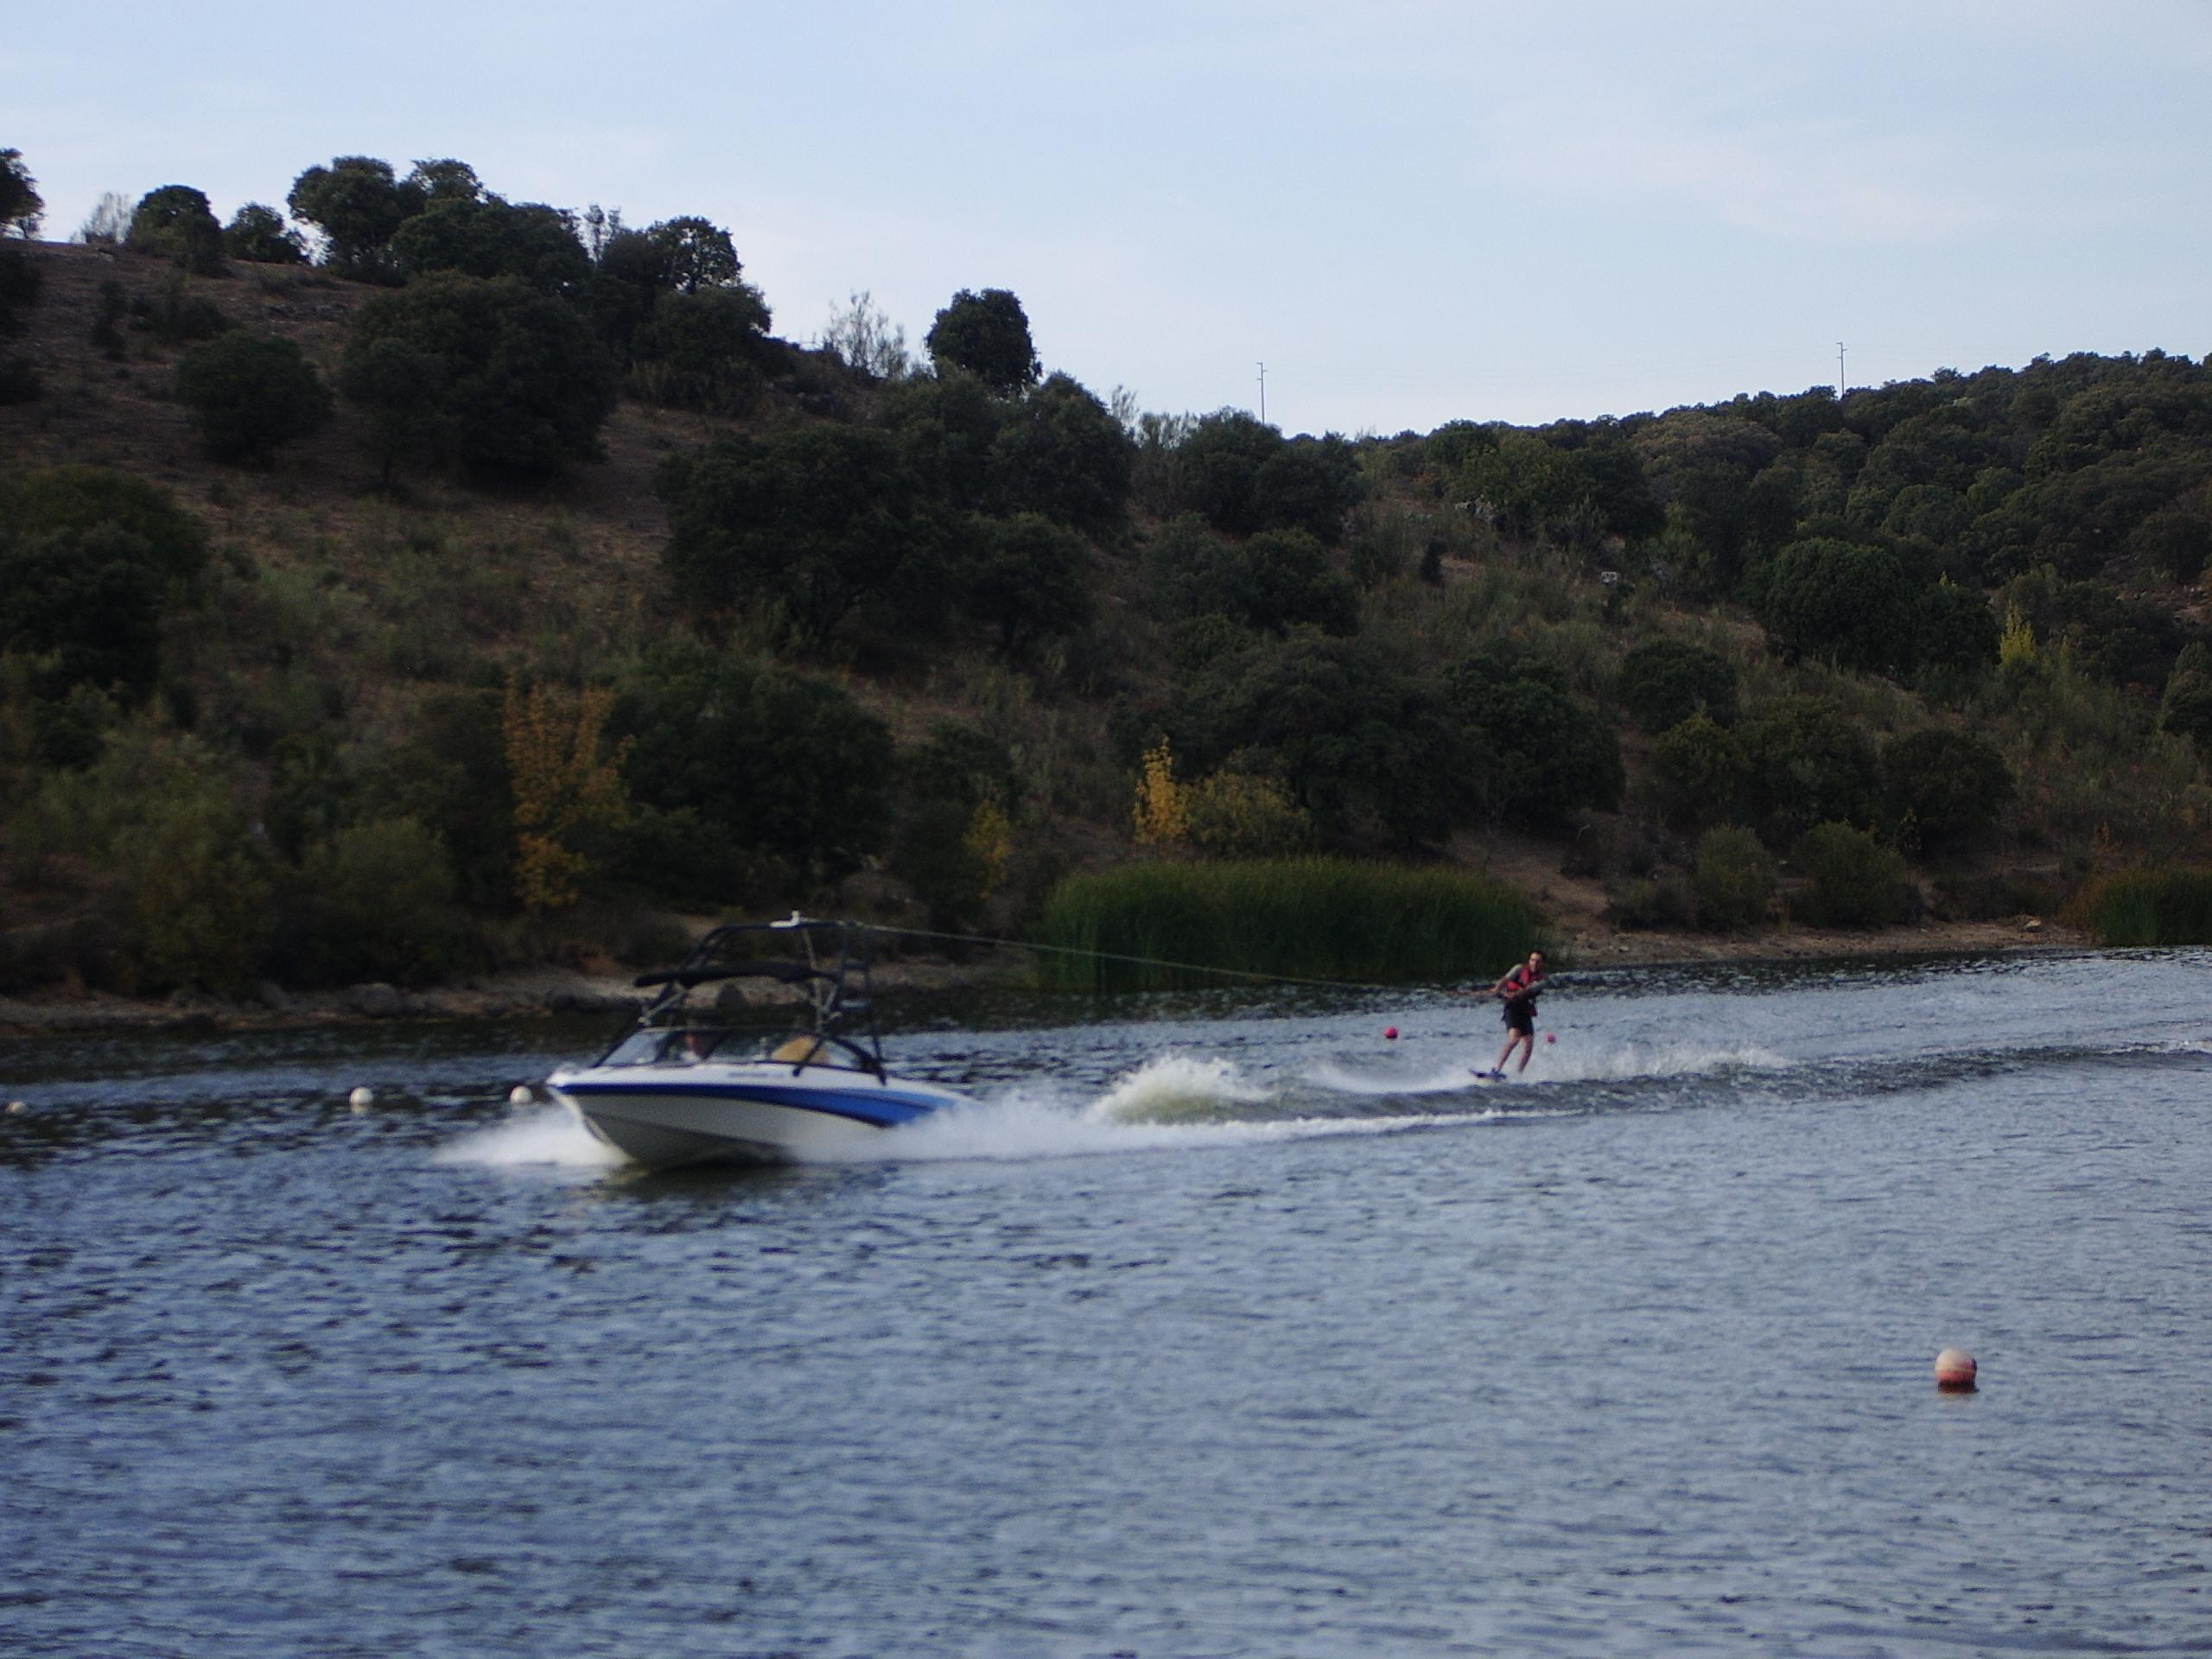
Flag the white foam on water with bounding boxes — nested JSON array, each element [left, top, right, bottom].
[[435, 1103, 624, 1169], [1307, 1039, 1789, 1097], [833, 1088, 1501, 1165], [1088, 1052, 1275, 1122]]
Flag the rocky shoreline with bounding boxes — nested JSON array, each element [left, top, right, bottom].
[[0, 916, 2088, 1036]]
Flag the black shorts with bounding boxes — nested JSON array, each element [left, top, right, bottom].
[[1503, 1000, 1535, 1036]]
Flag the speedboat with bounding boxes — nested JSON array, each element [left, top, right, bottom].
[[546, 916, 974, 1167]]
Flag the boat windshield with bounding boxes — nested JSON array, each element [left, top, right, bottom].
[[598, 1028, 868, 1070]]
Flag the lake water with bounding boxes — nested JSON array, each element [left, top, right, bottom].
[[3, 950, 2209, 1657]]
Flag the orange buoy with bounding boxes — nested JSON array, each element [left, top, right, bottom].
[[1935, 1347, 1978, 1390]]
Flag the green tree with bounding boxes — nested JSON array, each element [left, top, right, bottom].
[[1692, 824, 1774, 931], [1453, 429, 1590, 542], [1650, 713, 1750, 832], [657, 423, 949, 645], [1165, 631, 1474, 846], [391, 197, 590, 293], [1738, 697, 1878, 846], [222, 202, 308, 264], [1911, 579, 2000, 680], [1790, 822, 1916, 927], [925, 287, 1039, 395], [1, 147, 45, 238], [880, 368, 1004, 512], [1443, 647, 1625, 830], [957, 512, 1094, 653], [2161, 641, 2212, 751], [1146, 516, 1358, 638], [988, 372, 1134, 533], [613, 641, 894, 893], [173, 332, 333, 462], [1177, 410, 1280, 537], [0, 467, 208, 702], [340, 274, 616, 480], [1758, 537, 1918, 672], [276, 817, 470, 987], [1878, 728, 2013, 855], [404, 157, 486, 204], [1616, 639, 1738, 733], [127, 185, 226, 275], [288, 156, 424, 279], [646, 215, 741, 291], [629, 283, 772, 413]]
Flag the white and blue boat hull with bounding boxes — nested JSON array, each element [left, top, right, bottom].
[[549, 1061, 970, 1167]]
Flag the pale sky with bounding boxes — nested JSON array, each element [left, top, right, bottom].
[[12, 2, 2211, 435]]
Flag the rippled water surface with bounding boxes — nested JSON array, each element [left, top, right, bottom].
[[5, 950, 2211, 1656]]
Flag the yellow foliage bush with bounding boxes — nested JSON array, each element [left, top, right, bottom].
[[1132, 740, 1186, 847], [503, 680, 632, 913]]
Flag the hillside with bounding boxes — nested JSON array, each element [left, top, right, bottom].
[[12, 225, 2212, 1014]]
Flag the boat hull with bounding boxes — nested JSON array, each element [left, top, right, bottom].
[[547, 1062, 970, 1168]]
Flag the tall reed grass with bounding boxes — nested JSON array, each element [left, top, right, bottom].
[[1032, 858, 1545, 989], [2067, 867, 2212, 945]]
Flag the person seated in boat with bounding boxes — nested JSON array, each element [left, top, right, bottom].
[[1484, 950, 1545, 1077]]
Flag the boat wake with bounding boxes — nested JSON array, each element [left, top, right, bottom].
[[442, 1039, 1817, 1174], [435, 1103, 625, 1170], [1305, 1038, 1791, 1097]]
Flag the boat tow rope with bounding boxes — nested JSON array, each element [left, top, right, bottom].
[[856, 921, 1460, 996]]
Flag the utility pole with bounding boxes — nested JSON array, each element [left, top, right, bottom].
[[1837, 342, 1846, 401], [1257, 361, 1266, 423]]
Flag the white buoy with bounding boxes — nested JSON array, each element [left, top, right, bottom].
[[4, 1100, 24, 1115], [508, 1084, 534, 1106], [348, 1086, 375, 1111]]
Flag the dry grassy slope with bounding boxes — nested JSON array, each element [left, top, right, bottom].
[[0, 240, 986, 749]]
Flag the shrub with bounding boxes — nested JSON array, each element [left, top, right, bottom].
[[629, 283, 771, 414], [889, 799, 999, 930], [20, 721, 270, 993], [1608, 875, 1695, 931], [2065, 867, 2212, 945], [1878, 728, 2014, 856], [174, 331, 334, 462], [1692, 824, 1774, 931], [957, 512, 1094, 653], [1145, 515, 1358, 638], [1617, 639, 1738, 732], [340, 273, 616, 480], [0, 468, 209, 702], [1444, 646, 1625, 830], [657, 423, 947, 645], [274, 817, 474, 986], [925, 287, 1039, 395], [1758, 537, 1917, 672], [1789, 822, 1916, 927], [0, 245, 40, 337], [1034, 857, 1541, 989], [988, 372, 1134, 534], [224, 203, 308, 265], [1738, 697, 1878, 846], [1183, 771, 1314, 858], [126, 185, 226, 275], [613, 641, 894, 895], [130, 277, 231, 345], [1650, 712, 1749, 832]]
